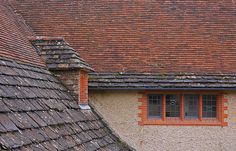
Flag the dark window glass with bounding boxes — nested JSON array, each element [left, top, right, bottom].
[[184, 94, 199, 118], [202, 95, 217, 118], [166, 95, 180, 117], [148, 95, 162, 118]]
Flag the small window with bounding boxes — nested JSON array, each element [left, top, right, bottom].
[[148, 95, 162, 118], [139, 92, 226, 126], [184, 94, 199, 118], [166, 94, 180, 117], [202, 95, 217, 118]]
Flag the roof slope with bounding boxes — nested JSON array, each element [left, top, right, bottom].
[[0, 2, 131, 150], [0, 1, 44, 67], [0, 58, 130, 151], [89, 73, 236, 90], [10, 0, 236, 73]]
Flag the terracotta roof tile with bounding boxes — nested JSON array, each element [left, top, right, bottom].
[[0, 1, 45, 67], [9, 0, 236, 74]]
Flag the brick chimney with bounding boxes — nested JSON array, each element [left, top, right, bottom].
[[30, 36, 93, 109]]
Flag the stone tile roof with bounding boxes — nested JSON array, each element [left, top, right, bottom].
[[0, 58, 131, 151], [89, 73, 236, 90], [9, 1, 236, 73], [30, 37, 93, 71]]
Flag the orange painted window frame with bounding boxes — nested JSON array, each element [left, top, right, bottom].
[[138, 91, 228, 126]]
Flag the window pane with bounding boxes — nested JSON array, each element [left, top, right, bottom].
[[184, 94, 199, 118], [148, 95, 162, 118], [166, 94, 180, 117], [202, 95, 217, 118]]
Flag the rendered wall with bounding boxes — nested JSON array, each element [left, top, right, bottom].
[[89, 90, 236, 151]]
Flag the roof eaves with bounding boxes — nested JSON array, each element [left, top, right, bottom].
[[88, 73, 236, 90]]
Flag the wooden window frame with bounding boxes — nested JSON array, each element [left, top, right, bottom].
[[138, 91, 228, 126]]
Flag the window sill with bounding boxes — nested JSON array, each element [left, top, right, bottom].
[[141, 118, 226, 126]]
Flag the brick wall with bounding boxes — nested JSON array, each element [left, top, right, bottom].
[[53, 70, 89, 105], [53, 70, 80, 100], [80, 70, 88, 105]]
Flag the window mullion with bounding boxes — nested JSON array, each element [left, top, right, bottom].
[[180, 94, 184, 121], [199, 95, 202, 121]]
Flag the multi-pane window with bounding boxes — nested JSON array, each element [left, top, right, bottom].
[[147, 93, 219, 121], [202, 95, 217, 118], [148, 95, 162, 118], [166, 95, 180, 117], [184, 94, 199, 118]]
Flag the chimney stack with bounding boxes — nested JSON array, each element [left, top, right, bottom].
[[30, 36, 93, 109]]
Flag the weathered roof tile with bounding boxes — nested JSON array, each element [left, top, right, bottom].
[[42, 141, 57, 151], [58, 110, 74, 124], [30, 143, 47, 151], [67, 109, 86, 122], [0, 134, 16, 149], [0, 114, 18, 131], [84, 141, 99, 151], [27, 112, 47, 127], [30, 37, 93, 72], [0, 123, 6, 132], [15, 131, 32, 146], [64, 135, 77, 148], [0, 59, 131, 150], [0, 98, 10, 112], [36, 111, 57, 126], [42, 127, 59, 140], [50, 139, 63, 150], [77, 132, 89, 143], [11, 113, 39, 129], [89, 73, 236, 90], [29, 99, 44, 111], [71, 134, 82, 145]]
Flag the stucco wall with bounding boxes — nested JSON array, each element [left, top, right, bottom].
[[89, 90, 236, 151]]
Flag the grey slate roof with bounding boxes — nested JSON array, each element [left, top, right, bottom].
[[0, 58, 131, 151], [89, 73, 236, 90], [30, 37, 93, 71]]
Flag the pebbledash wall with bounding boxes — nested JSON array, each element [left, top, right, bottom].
[[89, 90, 236, 151]]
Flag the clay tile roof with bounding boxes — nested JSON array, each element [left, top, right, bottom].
[[0, 1, 45, 67], [30, 36, 94, 72], [9, 0, 236, 74], [0, 2, 131, 150]]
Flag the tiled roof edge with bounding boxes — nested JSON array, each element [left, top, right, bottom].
[[89, 73, 236, 90], [89, 104, 136, 151], [0, 56, 48, 71], [0, 57, 132, 150], [30, 36, 94, 72]]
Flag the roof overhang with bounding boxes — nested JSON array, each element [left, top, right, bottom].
[[89, 73, 236, 91]]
